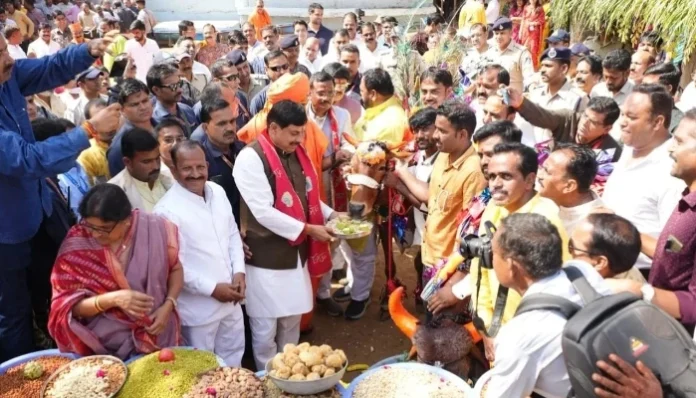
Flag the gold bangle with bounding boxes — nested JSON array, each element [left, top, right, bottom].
[[165, 297, 177, 308], [94, 296, 105, 312]]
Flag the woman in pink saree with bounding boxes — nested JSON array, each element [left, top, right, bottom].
[[48, 184, 184, 359], [509, 0, 527, 44], [520, 0, 546, 69]]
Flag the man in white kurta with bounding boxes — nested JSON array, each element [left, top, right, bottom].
[[154, 142, 246, 367], [233, 101, 337, 370]]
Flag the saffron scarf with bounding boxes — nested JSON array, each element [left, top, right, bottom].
[[327, 108, 348, 212], [257, 130, 332, 277]]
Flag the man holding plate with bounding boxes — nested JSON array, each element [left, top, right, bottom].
[[233, 100, 341, 370]]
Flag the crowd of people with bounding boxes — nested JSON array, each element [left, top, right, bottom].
[[0, 0, 694, 396]]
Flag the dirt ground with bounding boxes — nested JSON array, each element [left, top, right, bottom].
[[300, 245, 423, 382]]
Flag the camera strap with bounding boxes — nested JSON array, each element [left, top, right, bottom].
[[472, 260, 509, 338]]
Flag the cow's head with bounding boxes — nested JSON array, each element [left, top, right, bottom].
[[342, 134, 407, 219]]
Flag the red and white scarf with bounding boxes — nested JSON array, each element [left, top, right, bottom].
[[257, 130, 332, 277]]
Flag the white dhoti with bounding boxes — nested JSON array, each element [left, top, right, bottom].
[[181, 303, 245, 367], [249, 315, 302, 370]]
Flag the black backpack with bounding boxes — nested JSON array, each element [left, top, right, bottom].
[[515, 264, 696, 398]]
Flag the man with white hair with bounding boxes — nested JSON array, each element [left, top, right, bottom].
[[300, 37, 322, 73]]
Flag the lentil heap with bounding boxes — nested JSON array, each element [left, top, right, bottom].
[[0, 356, 73, 398], [117, 348, 218, 398], [352, 367, 467, 398]]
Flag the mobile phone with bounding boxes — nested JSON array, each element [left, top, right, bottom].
[[498, 86, 510, 105], [109, 55, 129, 79]]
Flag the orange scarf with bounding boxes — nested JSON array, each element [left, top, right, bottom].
[[248, 9, 272, 40]]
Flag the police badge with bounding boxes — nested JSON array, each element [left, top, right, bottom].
[[281, 191, 294, 207], [548, 48, 557, 59]]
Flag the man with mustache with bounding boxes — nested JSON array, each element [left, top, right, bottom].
[[591, 49, 634, 107], [192, 96, 246, 224], [233, 100, 339, 369], [574, 54, 602, 96], [469, 142, 568, 361], [529, 47, 586, 146], [299, 37, 322, 74], [125, 19, 159, 83], [243, 22, 263, 58], [0, 29, 121, 362], [537, 143, 604, 234], [147, 62, 197, 133], [230, 49, 265, 105], [249, 50, 289, 116], [195, 23, 230, 69], [307, 71, 353, 317], [419, 67, 453, 109], [392, 100, 486, 318], [359, 23, 382, 71], [485, 17, 535, 94], [642, 62, 684, 134], [249, 25, 279, 75], [506, 86, 623, 165], [27, 23, 61, 58], [155, 139, 247, 367], [629, 51, 655, 85], [109, 127, 174, 212]]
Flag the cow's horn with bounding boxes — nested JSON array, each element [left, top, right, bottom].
[[389, 286, 418, 339]]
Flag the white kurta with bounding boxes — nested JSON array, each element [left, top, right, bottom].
[[233, 147, 334, 319], [153, 181, 246, 326]]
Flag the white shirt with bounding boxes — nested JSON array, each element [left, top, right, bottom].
[[299, 54, 323, 74], [247, 40, 265, 59], [193, 60, 211, 81], [154, 181, 245, 327], [233, 147, 335, 319], [559, 194, 604, 235], [125, 38, 159, 82], [677, 81, 696, 113], [8, 44, 26, 60], [27, 38, 61, 58], [590, 80, 634, 107], [473, 260, 613, 398], [408, 150, 438, 245], [486, 0, 501, 23], [603, 139, 685, 269], [63, 92, 107, 125]]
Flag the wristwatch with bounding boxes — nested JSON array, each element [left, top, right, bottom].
[[641, 284, 655, 303]]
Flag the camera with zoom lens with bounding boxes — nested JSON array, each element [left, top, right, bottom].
[[459, 221, 496, 269]]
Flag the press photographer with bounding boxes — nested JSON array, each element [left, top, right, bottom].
[[471, 213, 612, 397]]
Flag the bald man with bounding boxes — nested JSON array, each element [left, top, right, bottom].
[[629, 50, 655, 85], [300, 37, 323, 73]]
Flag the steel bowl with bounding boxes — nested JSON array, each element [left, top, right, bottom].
[[265, 358, 347, 395]]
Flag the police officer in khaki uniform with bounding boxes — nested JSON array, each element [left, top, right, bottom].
[[485, 17, 535, 94], [528, 47, 587, 145]]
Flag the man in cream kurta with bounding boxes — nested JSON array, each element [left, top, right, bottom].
[[108, 127, 174, 212], [155, 142, 247, 367]]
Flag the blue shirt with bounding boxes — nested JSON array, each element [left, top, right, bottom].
[[192, 133, 245, 225], [152, 99, 198, 136], [308, 24, 334, 55], [250, 55, 266, 75], [0, 44, 95, 244], [250, 86, 269, 116], [106, 118, 157, 177]]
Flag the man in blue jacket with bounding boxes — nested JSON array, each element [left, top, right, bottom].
[[0, 30, 122, 362]]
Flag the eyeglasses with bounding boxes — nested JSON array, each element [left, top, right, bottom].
[[160, 80, 184, 91], [80, 219, 120, 236], [162, 135, 185, 145], [268, 63, 290, 73], [221, 73, 239, 82], [568, 240, 592, 257]]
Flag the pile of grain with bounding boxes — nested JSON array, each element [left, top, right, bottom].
[[44, 357, 126, 398], [117, 348, 218, 398], [0, 356, 73, 398], [352, 367, 466, 398]]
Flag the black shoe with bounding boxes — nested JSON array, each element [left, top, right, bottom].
[[332, 286, 352, 303], [345, 298, 371, 320], [317, 298, 344, 317]]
